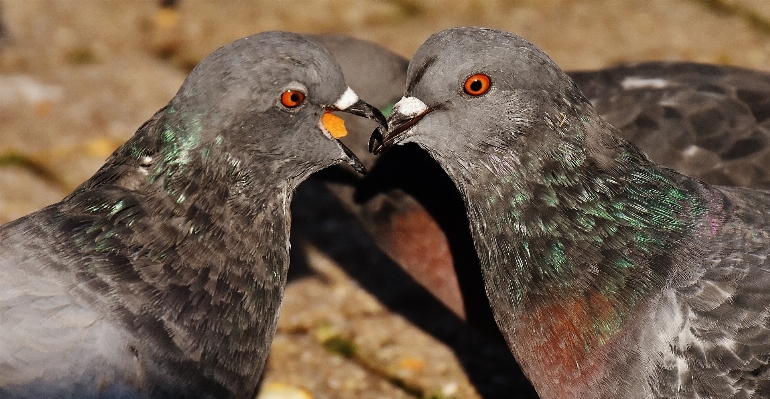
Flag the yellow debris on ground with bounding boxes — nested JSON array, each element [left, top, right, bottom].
[[256, 382, 313, 399]]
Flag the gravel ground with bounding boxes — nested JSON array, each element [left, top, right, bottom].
[[1, 1, 770, 398]]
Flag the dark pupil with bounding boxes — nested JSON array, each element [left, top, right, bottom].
[[290, 92, 302, 103], [470, 79, 483, 92]]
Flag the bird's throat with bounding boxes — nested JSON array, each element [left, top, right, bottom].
[[457, 132, 713, 394]]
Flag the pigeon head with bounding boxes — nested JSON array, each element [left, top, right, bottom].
[[154, 31, 385, 188], [371, 27, 611, 181]]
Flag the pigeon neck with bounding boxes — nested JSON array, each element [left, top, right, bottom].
[[152, 108, 313, 197], [449, 106, 721, 396]]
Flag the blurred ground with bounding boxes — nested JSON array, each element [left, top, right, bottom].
[[1, 1, 770, 398]]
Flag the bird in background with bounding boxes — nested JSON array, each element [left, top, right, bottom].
[[372, 27, 770, 398], [0, 31, 385, 399]]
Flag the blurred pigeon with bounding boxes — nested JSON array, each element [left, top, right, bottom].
[[373, 27, 770, 399], [0, 31, 385, 399], [571, 61, 770, 189]]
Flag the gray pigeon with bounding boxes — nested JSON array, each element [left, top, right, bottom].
[[0, 31, 385, 399], [311, 35, 770, 327], [311, 34, 770, 397], [372, 27, 770, 399]]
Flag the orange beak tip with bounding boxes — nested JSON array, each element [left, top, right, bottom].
[[322, 111, 348, 138]]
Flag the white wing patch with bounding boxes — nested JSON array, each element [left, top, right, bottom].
[[621, 76, 670, 90], [682, 145, 699, 158]]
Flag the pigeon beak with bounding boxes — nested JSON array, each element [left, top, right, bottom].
[[337, 139, 368, 175], [320, 87, 386, 175], [369, 96, 430, 154]]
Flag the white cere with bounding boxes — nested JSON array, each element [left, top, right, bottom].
[[334, 87, 359, 110], [393, 96, 428, 117]]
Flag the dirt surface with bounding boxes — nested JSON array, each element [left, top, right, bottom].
[[2, 1, 770, 398]]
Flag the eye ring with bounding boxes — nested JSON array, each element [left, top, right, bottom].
[[280, 90, 306, 108], [463, 73, 491, 96]]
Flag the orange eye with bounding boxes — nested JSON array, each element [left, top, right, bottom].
[[281, 90, 305, 108], [463, 74, 491, 96]]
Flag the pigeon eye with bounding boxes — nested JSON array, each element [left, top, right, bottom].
[[280, 90, 306, 108], [463, 74, 491, 96]]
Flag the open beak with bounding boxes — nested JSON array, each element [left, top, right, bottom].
[[369, 96, 431, 154], [322, 87, 388, 175]]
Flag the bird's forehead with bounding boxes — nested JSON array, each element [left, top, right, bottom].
[[411, 28, 535, 67], [407, 29, 567, 98], [200, 32, 347, 97], [251, 52, 343, 92]]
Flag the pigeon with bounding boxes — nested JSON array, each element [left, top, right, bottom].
[[571, 61, 770, 190], [372, 26, 770, 399], [310, 35, 770, 326], [0, 31, 385, 399]]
